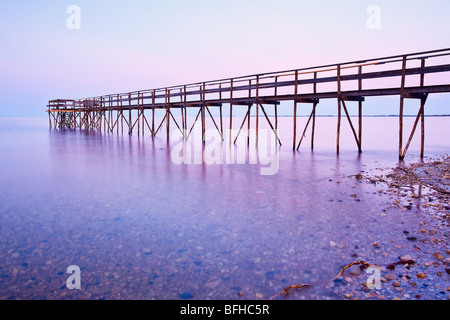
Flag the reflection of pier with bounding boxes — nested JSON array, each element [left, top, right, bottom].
[[47, 48, 450, 160]]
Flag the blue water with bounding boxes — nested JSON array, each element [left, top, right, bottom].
[[0, 116, 449, 300]]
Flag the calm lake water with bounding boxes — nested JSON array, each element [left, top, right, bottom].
[[0, 116, 449, 300]]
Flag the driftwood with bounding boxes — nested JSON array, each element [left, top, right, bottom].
[[281, 284, 310, 295], [269, 284, 310, 300], [270, 260, 374, 300], [333, 260, 372, 281]]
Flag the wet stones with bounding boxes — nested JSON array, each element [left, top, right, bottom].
[[416, 273, 427, 279]]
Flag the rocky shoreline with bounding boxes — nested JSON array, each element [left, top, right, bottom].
[[344, 154, 450, 300]]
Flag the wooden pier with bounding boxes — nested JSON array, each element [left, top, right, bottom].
[[47, 48, 450, 160]]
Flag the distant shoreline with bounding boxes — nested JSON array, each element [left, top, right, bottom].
[[1, 114, 450, 119], [258, 114, 450, 118]]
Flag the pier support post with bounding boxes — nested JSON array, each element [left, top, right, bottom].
[[128, 93, 132, 135], [256, 76, 259, 147], [420, 58, 426, 159], [358, 66, 363, 153], [247, 105, 251, 145], [229, 79, 234, 144], [399, 56, 407, 160], [152, 90, 156, 137], [166, 89, 170, 141], [337, 65, 342, 155], [293, 71, 298, 150], [201, 83, 206, 142]]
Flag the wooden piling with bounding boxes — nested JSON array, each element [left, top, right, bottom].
[[152, 90, 156, 136], [219, 83, 223, 139], [420, 58, 426, 158], [247, 105, 251, 145], [256, 76, 260, 147], [337, 65, 342, 155], [184, 85, 188, 134], [358, 66, 363, 153], [141, 93, 145, 136], [399, 56, 407, 160], [293, 71, 298, 150], [311, 72, 318, 149], [128, 93, 132, 135], [137, 93, 141, 136], [167, 89, 171, 140], [229, 79, 233, 144], [202, 83, 206, 142]]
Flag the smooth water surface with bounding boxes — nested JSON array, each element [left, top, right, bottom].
[[0, 116, 449, 300]]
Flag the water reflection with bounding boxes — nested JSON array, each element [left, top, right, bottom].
[[0, 117, 448, 300]]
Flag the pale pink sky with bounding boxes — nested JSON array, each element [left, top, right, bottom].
[[0, 0, 449, 116]]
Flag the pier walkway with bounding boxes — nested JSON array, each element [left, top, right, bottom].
[[47, 48, 450, 159]]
